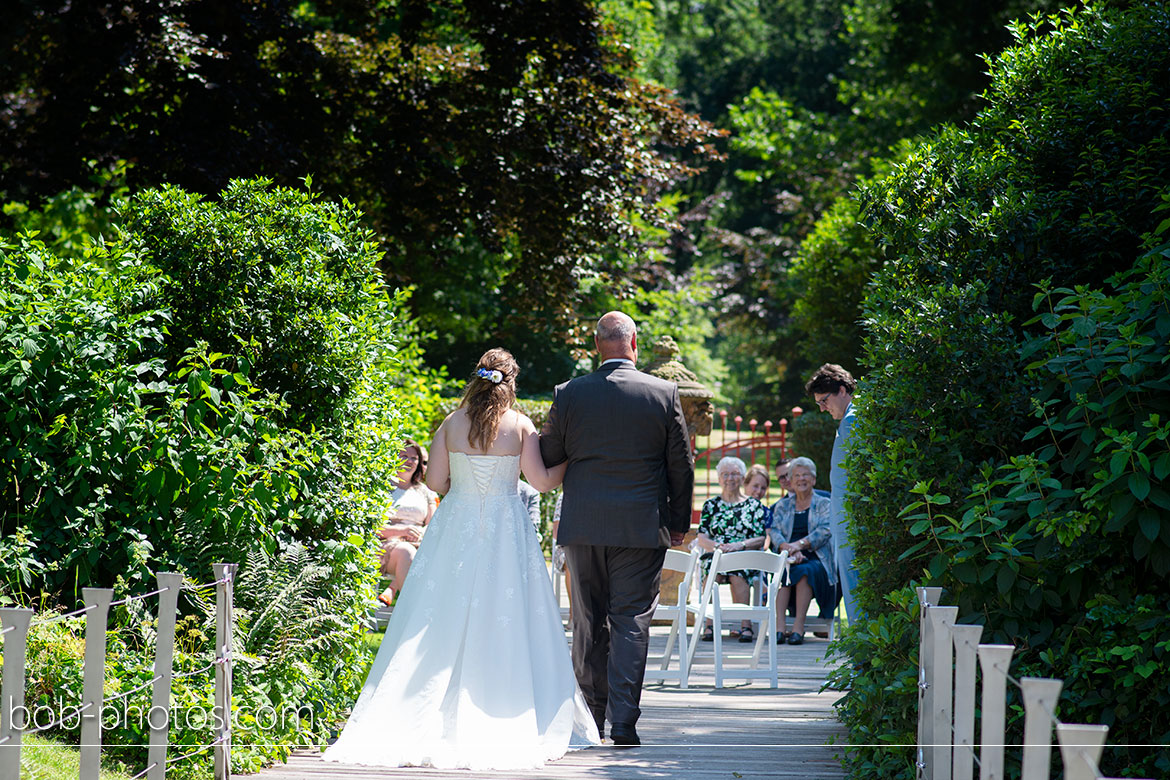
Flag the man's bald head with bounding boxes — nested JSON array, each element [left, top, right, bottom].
[[595, 311, 637, 362]]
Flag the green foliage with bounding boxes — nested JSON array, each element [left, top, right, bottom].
[[1021, 251, 1170, 569], [1, 178, 444, 773], [116, 179, 398, 430], [18, 555, 375, 778], [786, 410, 836, 492], [1, 160, 131, 259], [0, 236, 314, 595], [862, 4, 1170, 321], [1042, 594, 1170, 778], [837, 5, 1170, 777], [21, 733, 133, 780], [787, 196, 875, 379], [632, 0, 1060, 415], [0, 0, 719, 371], [728, 88, 848, 223], [836, 0, 1062, 144], [826, 587, 918, 778]]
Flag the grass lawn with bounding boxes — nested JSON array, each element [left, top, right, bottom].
[[19, 734, 134, 780]]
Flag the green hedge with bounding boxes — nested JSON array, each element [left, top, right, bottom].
[[0, 179, 448, 774], [831, 5, 1170, 778]]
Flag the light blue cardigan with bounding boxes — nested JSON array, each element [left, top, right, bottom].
[[767, 492, 837, 587]]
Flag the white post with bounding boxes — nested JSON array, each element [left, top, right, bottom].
[[0, 608, 34, 780], [976, 644, 1015, 780], [950, 623, 983, 780], [1020, 677, 1062, 780], [917, 586, 943, 780], [1056, 723, 1109, 780], [147, 573, 183, 780], [213, 563, 238, 780], [80, 589, 114, 780], [928, 605, 959, 780]]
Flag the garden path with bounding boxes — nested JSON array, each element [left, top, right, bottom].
[[236, 603, 847, 780]]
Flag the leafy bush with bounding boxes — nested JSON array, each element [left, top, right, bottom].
[[1, 178, 449, 771], [1, 236, 314, 595], [836, 5, 1170, 778], [117, 179, 392, 430], [19, 551, 374, 778], [1, 159, 131, 259], [826, 586, 919, 778]]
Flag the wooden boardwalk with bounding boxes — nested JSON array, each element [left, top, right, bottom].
[[238, 614, 847, 780]]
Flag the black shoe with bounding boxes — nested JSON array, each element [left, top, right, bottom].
[[776, 631, 790, 644], [610, 724, 640, 747], [787, 631, 804, 645], [700, 626, 714, 641]]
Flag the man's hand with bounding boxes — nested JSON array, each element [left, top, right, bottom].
[[669, 532, 686, 547]]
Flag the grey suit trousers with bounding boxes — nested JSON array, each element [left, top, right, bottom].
[[563, 544, 666, 731]]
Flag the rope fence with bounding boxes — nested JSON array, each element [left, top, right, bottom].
[[914, 586, 1151, 780], [0, 563, 239, 780]]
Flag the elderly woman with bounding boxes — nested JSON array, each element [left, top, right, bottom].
[[376, 438, 438, 606], [694, 456, 769, 643], [766, 456, 836, 645]]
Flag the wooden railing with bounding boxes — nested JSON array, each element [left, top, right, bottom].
[[915, 587, 1149, 780], [1, 563, 238, 780]]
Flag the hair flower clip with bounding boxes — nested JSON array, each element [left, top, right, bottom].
[[476, 367, 504, 384]]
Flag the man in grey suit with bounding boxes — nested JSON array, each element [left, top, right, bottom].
[[540, 312, 694, 747]]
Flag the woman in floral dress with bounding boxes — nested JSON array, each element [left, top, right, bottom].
[[693, 456, 768, 642]]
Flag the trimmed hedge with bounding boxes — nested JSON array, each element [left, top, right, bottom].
[[831, 5, 1170, 778]]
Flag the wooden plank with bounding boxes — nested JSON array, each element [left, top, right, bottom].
[[234, 619, 847, 780]]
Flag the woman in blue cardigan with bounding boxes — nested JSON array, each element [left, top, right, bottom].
[[766, 457, 837, 644]]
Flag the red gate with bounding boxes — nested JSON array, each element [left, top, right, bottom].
[[690, 407, 804, 521]]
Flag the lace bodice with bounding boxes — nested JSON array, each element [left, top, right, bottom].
[[447, 452, 522, 498]]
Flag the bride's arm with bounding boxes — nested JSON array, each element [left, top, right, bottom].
[[520, 416, 566, 492], [425, 423, 451, 495]]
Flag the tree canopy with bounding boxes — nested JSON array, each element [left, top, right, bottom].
[[1, 0, 720, 383]]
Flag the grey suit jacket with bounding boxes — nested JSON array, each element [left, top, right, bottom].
[[540, 363, 695, 548]]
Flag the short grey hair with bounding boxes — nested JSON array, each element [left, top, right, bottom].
[[716, 456, 747, 477], [789, 456, 817, 479], [596, 312, 636, 343]]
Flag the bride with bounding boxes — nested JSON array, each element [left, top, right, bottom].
[[323, 348, 601, 770]]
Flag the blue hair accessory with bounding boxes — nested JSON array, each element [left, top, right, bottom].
[[476, 367, 504, 384]]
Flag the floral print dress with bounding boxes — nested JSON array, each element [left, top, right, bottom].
[[697, 495, 768, 581]]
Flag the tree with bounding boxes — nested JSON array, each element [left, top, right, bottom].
[[0, 0, 719, 376], [627, 0, 1064, 415]]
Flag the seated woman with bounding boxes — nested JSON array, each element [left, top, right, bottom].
[[694, 456, 768, 643], [765, 456, 836, 645], [744, 463, 770, 502], [376, 438, 438, 606]]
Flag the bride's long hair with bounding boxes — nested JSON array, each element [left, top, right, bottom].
[[460, 348, 519, 451]]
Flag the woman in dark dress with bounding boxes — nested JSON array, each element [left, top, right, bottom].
[[766, 456, 836, 645]]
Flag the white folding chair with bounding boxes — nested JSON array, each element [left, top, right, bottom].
[[644, 548, 702, 688], [693, 549, 790, 688]]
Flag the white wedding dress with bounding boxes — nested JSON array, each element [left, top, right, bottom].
[[323, 452, 600, 770]]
